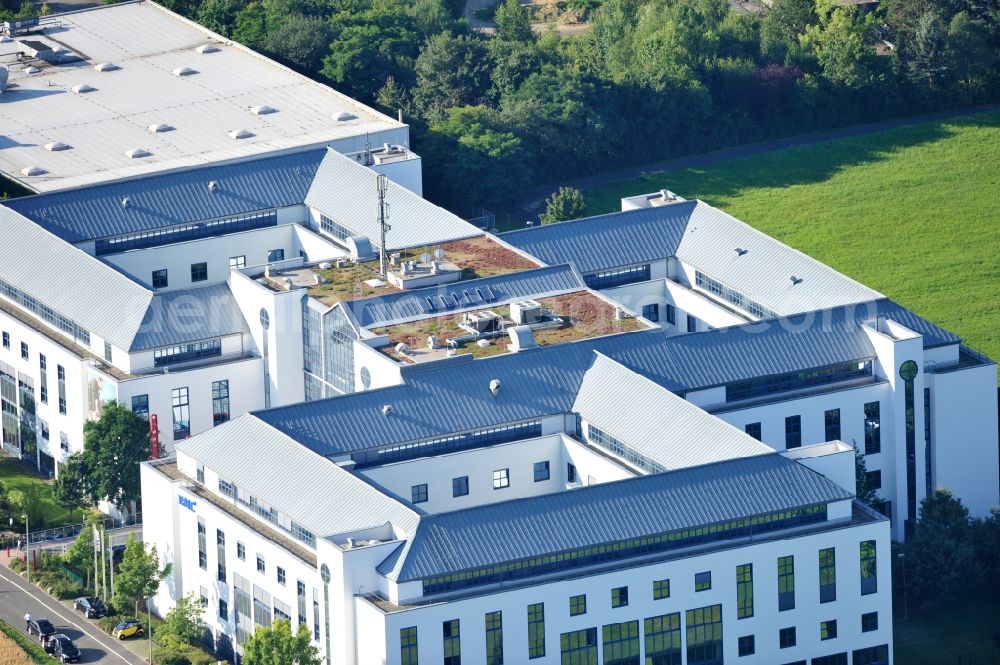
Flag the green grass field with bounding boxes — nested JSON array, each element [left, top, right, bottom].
[[586, 112, 1000, 366], [0, 459, 84, 528]]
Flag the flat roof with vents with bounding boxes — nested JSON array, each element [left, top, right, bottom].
[[0, 0, 406, 193]]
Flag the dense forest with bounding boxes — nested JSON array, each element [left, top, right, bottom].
[[3, 0, 999, 215]]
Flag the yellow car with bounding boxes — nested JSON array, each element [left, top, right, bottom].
[[112, 619, 145, 640]]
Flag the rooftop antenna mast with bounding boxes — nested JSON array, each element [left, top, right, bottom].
[[377, 173, 391, 277]]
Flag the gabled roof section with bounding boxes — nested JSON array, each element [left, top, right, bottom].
[[130, 283, 251, 352], [0, 205, 152, 349], [675, 202, 883, 315], [177, 415, 418, 538], [346, 264, 585, 328], [392, 453, 853, 582], [497, 202, 695, 274], [6, 149, 325, 243], [305, 149, 482, 251], [574, 354, 772, 469]]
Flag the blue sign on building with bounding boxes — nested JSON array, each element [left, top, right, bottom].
[[178, 495, 197, 512]]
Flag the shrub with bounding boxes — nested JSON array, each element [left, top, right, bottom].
[[97, 614, 132, 634], [154, 644, 192, 665], [8, 558, 25, 573]]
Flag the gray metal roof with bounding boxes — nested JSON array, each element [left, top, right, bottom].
[[346, 265, 585, 328], [675, 202, 883, 315], [0, 206, 152, 350], [305, 149, 482, 251], [130, 283, 250, 351], [176, 415, 418, 539], [392, 453, 853, 581], [6, 149, 325, 243], [497, 202, 694, 275], [574, 354, 772, 469]]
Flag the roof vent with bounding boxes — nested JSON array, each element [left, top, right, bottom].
[[71, 83, 95, 94], [333, 110, 357, 122], [790, 275, 804, 286], [489, 379, 501, 396], [228, 129, 253, 140], [172, 66, 197, 77], [147, 123, 173, 133], [23, 65, 41, 74], [195, 44, 220, 54], [394, 342, 411, 355], [208, 180, 218, 192], [249, 105, 276, 115], [381, 404, 393, 417], [121, 197, 130, 208], [735, 247, 748, 257], [44, 141, 70, 152], [124, 148, 151, 159], [20, 166, 46, 176], [93, 62, 119, 72]]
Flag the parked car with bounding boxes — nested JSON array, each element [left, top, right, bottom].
[[26, 618, 55, 640], [112, 619, 144, 640], [44, 634, 81, 663], [73, 597, 109, 618]]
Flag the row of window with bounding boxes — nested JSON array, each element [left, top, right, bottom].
[[95, 210, 278, 255], [150, 250, 282, 290], [584, 264, 652, 290], [0, 340, 66, 416], [153, 339, 222, 368], [694, 270, 780, 320], [727, 360, 873, 404], [640, 303, 678, 326], [358, 420, 543, 467], [208, 473, 316, 548], [745, 401, 881, 454], [130, 381, 229, 441], [411, 461, 555, 504], [586, 422, 667, 474], [0, 278, 91, 345]]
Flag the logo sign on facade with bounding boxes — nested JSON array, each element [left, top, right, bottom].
[[178, 495, 196, 512]]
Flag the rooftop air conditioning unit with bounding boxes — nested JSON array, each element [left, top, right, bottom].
[[465, 311, 501, 334], [510, 300, 542, 325]]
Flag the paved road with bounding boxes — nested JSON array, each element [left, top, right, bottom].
[[516, 104, 999, 215], [0, 564, 148, 665]]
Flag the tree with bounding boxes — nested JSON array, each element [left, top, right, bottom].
[[64, 515, 100, 589], [412, 33, 493, 119], [162, 594, 205, 645], [78, 402, 150, 512], [853, 443, 881, 508], [264, 15, 333, 73], [759, 0, 815, 59], [971, 508, 1000, 586], [907, 11, 950, 89], [540, 187, 588, 224], [8, 485, 43, 527], [242, 621, 321, 665], [54, 454, 89, 509], [800, 0, 879, 88], [115, 533, 171, 616], [946, 11, 994, 101], [494, 0, 534, 42]]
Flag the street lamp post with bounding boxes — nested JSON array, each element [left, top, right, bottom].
[[22, 514, 29, 585], [896, 552, 908, 621], [146, 597, 153, 665]]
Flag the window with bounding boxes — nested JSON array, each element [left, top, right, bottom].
[[686, 316, 697, 333], [820, 620, 837, 640], [191, 262, 208, 282], [493, 468, 509, 489], [864, 401, 881, 454], [685, 605, 723, 665], [665, 304, 676, 325], [443, 619, 460, 665], [131, 394, 149, 420], [861, 612, 878, 633], [779, 626, 796, 648], [229, 256, 246, 269], [653, 578, 670, 600], [852, 645, 888, 665], [819, 548, 836, 603], [813, 654, 847, 665], [267, 248, 285, 263], [745, 422, 761, 440], [452, 476, 469, 497], [736, 564, 753, 619], [277, 567, 286, 586], [196, 464, 205, 484], [96, 211, 277, 255], [567, 463, 578, 483], [484, 611, 503, 665], [155, 338, 222, 367], [400, 626, 418, 665], [59, 432, 69, 452], [1, 332, 7, 348], [738, 635, 755, 657], [727, 360, 872, 403], [152, 269, 168, 289], [587, 422, 667, 474], [57, 365, 67, 414], [172, 387, 190, 440], [533, 460, 550, 482], [611, 586, 629, 608], [256, 555, 265, 574], [197, 519, 207, 569], [39, 355, 47, 404], [825, 408, 841, 441], [694, 571, 711, 592], [643, 612, 681, 665], [866, 470, 882, 490], [584, 264, 650, 289], [0, 277, 90, 344], [20, 342, 28, 360], [527, 603, 545, 659], [219, 599, 228, 621], [212, 380, 230, 426], [860, 540, 877, 595], [778, 555, 795, 611], [642, 304, 659, 322], [237, 542, 245, 560], [560, 628, 597, 664], [569, 594, 587, 616], [411, 483, 428, 504], [785, 415, 801, 449], [602, 620, 639, 665], [296, 581, 307, 626]]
